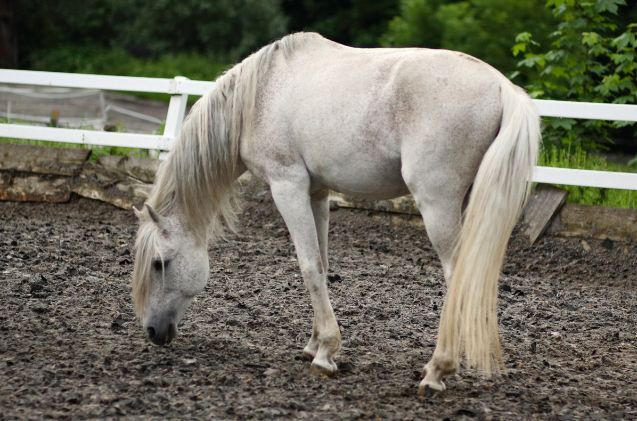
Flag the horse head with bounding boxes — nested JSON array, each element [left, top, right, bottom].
[[132, 203, 209, 345]]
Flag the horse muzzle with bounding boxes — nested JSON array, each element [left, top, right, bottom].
[[145, 321, 177, 346]]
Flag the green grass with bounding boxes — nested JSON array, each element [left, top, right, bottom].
[[539, 145, 637, 209], [0, 136, 153, 161], [0, 117, 153, 161]]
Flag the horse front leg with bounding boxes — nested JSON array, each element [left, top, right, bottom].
[[270, 181, 341, 375]]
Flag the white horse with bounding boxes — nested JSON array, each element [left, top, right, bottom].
[[132, 32, 540, 395]]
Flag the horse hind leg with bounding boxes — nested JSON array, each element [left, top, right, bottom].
[[402, 165, 468, 393], [270, 180, 340, 375], [303, 189, 331, 360], [418, 197, 464, 394]]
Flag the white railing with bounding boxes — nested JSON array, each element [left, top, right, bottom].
[[0, 69, 215, 150], [0, 69, 636, 190]]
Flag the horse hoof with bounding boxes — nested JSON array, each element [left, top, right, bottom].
[[309, 360, 337, 377], [417, 378, 446, 398]]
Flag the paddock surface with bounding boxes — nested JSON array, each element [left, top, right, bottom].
[[1, 186, 636, 420]]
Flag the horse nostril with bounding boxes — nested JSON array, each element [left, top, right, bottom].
[[147, 326, 156, 339]]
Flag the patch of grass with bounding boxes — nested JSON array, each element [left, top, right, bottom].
[[539, 145, 637, 209], [0, 136, 153, 161], [0, 117, 154, 161], [0, 117, 158, 161]]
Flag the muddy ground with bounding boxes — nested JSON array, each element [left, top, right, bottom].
[[1, 186, 636, 420]]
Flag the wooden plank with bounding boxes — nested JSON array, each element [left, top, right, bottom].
[[329, 192, 419, 215], [522, 185, 568, 244], [548, 204, 637, 242], [0, 143, 90, 176], [0, 172, 71, 203]]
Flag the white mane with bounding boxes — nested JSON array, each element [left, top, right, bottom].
[[133, 32, 323, 315], [149, 31, 322, 238]]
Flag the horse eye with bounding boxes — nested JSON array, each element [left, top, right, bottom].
[[152, 259, 170, 271]]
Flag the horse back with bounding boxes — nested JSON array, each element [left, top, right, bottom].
[[243, 39, 504, 199]]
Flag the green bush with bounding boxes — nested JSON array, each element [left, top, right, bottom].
[[16, 0, 288, 66], [381, 0, 555, 74], [282, 0, 399, 46], [513, 0, 637, 150]]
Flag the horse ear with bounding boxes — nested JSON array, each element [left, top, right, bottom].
[[144, 203, 165, 228]]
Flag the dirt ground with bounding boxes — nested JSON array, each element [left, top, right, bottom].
[[1, 185, 636, 420]]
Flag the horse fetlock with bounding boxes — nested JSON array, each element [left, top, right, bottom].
[[318, 332, 341, 354], [303, 338, 319, 359], [429, 350, 458, 376]]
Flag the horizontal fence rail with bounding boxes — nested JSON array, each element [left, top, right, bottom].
[[0, 69, 635, 190], [534, 166, 637, 190], [0, 123, 170, 150], [0, 70, 215, 152], [0, 69, 215, 96], [534, 99, 637, 122]]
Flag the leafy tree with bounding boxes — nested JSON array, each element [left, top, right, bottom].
[[117, 0, 288, 61], [380, 0, 444, 49], [513, 0, 637, 150], [15, 0, 126, 66], [15, 0, 288, 66], [381, 0, 555, 74]]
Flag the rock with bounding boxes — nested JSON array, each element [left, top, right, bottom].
[[98, 155, 159, 183], [581, 240, 592, 252], [72, 162, 151, 209], [263, 368, 279, 377], [0, 143, 90, 176], [0, 173, 71, 203]]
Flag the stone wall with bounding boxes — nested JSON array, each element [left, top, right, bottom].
[[0, 143, 154, 210], [2, 143, 636, 242]]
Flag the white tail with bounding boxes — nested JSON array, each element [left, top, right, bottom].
[[436, 81, 541, 375]]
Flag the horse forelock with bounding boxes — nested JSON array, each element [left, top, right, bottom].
[[132, 221, 162, 318]]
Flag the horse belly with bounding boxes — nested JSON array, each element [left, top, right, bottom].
[[304, 145, 409, 200]]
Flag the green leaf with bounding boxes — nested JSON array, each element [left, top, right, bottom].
[[512, 43, 526, 56], [582, 31, 600, 46], [594, 0, 626, 15], [612, 32, 636, 50]]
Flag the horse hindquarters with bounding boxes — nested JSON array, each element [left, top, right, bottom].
[[420, 82, 540, 393]]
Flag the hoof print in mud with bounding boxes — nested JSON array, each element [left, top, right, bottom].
[[417, 384, 443, 400]]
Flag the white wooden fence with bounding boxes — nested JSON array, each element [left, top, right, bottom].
[[0, 69, 636, 190]]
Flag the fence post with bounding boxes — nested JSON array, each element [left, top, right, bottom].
[[156, 76, 189, 159]]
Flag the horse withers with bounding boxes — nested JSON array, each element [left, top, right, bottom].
[[131, 32, 540, 395]]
